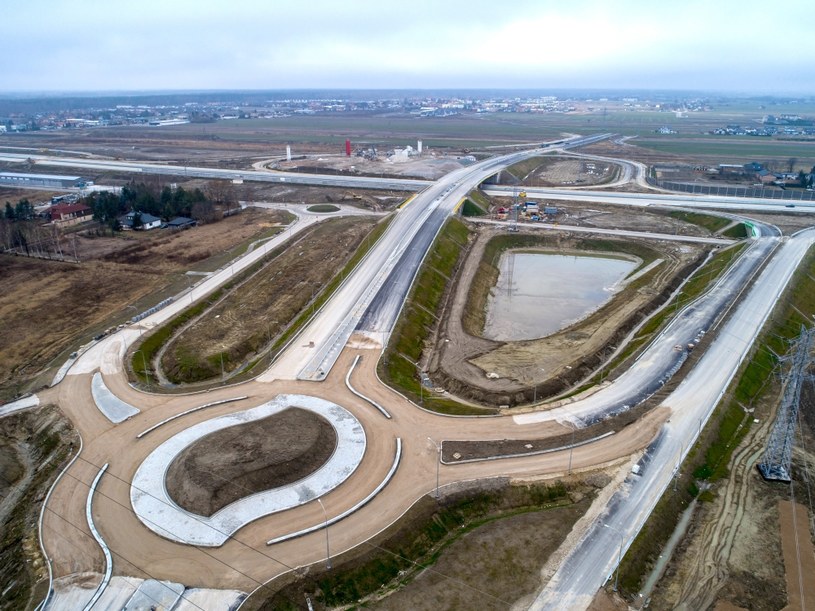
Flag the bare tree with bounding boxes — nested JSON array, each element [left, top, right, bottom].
[[206, 180, 236, 215]]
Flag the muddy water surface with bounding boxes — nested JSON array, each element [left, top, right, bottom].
[[483, 252, 637, 341]]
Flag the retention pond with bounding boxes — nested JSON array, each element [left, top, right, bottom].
[[483, 251, 638, 341]]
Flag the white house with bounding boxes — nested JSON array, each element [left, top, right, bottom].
[[120, 211, 162, 230]]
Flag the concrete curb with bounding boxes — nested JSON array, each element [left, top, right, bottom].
[[345, 355, 391, 419], [91, 373, 139, 423], [135, 396, 248, 439], [83, 463, 111, 611], [267, 437, 402, 545]]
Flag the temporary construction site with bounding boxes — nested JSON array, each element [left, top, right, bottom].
[[1, 96, 814, 611]]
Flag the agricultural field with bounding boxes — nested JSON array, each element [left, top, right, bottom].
[[0, 206, 291, 401]]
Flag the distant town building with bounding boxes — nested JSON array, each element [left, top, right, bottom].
[[0, 171, 84, 189], [49, 202, 92, 225]]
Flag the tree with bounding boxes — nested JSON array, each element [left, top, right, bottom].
[[131, 211, 143, 230], [788, 157, 797, 173], [5, 202, 16, 221], [206, 180, 236, 214], [15, 199, 33, 221], [798, 170, 807, 187], [88, 191, 124, 233]]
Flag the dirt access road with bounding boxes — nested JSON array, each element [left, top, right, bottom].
[[40, 345, 666, 596], [427, 213, 708, 406]]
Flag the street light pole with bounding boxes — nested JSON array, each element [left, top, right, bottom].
[[427, 437, 441, 500], [603, 523, 624, 592], [567, 421, 576, 475], [674, 442, 684, 492], [316, 498, 331, 569], [135, 350, 148, 384]]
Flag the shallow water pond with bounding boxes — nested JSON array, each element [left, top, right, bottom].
[[483, 252, 637, 341]]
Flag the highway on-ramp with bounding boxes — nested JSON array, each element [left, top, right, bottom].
[[532, 227, 815, 609], [26, 134, 815, 610]]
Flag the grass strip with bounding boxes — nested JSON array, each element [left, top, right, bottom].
[[253, 481, 570, 610], [667, 210, 731, 233], [722, 222, 749, 239], [132, 215, 394, 387], [306, 204, 339, 213], [461, 198, 487, 217], [379, 217, 490, 415]]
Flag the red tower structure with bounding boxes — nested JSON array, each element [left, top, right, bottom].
[[345, 139, 351, 157]]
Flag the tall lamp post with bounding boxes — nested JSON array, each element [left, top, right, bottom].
[[316, 498, 331, 569], [566, 420, 577, 475], [134, 350, 148, 384], [603, 523, 625, 592], [427, 437, 441, 500]]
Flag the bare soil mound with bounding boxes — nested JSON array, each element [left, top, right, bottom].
[[165, 407, 337, 516]]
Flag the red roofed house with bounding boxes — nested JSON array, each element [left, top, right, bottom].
[[50, 202, 92, 226]]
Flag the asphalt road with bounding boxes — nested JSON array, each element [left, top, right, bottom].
[[0, 152, 429, 191], [532, 226, 815, 609], [484, 185, 815, 213], [25, 133, 815, 610], [265, 135, 613, 382]]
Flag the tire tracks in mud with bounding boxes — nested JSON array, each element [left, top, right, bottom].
[[663, 411, 778, 609]]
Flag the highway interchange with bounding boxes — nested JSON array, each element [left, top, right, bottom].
[[7, 135, 813, 609]]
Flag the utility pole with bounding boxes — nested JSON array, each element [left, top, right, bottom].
[[135, 350, 148, 384], [603, 523, 624, 592], [316, 498, 331, 569], [427, 437, 441, 500]]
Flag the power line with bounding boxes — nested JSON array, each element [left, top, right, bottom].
[[41, 508, 209, 611], [45, 450, 525, 609], [758, 326, 815, 482]]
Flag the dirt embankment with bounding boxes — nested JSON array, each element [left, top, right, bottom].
[[426, 224, 706, 407], [492, 155, 619, 187], [251, 479, 597, 611], [0, 405, 79, 610], [165, 408, 336, 517], [648, 386, 798, 610]]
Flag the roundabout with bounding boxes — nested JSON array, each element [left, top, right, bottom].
[[130, 394, 366, 546]]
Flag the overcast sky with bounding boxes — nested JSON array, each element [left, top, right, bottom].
[[3, 0, 813, 94]]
